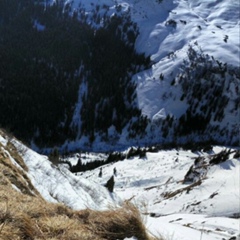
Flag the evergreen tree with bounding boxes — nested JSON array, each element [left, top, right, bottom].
[[104, 175, 115, 193]]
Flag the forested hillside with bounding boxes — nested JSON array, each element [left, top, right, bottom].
[[0, 0, 150, 148], [0, 0, 239, 152]]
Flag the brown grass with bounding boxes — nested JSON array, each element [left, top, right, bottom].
[[0, 186, 155, 240], [76, 203, 150, 240], [0, 145, 40, 197], [0, 133, 158, 240]]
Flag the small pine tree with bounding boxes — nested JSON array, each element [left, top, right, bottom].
[[159, 73, 164, 80], [104, 175, 115, 192]]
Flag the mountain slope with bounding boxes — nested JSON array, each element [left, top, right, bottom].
[[0, 129, 157, 240], [0, 0, 239, 152], [61, 0, 239, 152], [1, 130, 239, 240], [79, 146, 240, 240], [0, 129, 119, 210], [50, 0, 240, 151], [131, 0, 239, 145]]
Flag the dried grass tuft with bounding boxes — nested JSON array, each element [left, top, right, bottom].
[[77, 202, 152, 240]]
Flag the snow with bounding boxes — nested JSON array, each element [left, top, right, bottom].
[[70, 75, 87, 139], [130, 0, 239, 120], [80, 146, 240, 240], [0, 134, 8, 146], [33, 20, 46, 31], [2, 0, 240, 238], [9, 137, 121, 210], [148, 214, 240, 240], [41, 0, 239, 153], [132, 0, 239, 65]]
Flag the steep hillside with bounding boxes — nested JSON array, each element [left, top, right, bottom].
[[0, 129, 119, 210], [0, 0, 239, 152], [0, 0, 150, 149], [0, 129, 156, 240], [0, 130, 239, 239], [132, 0, 240, 146]]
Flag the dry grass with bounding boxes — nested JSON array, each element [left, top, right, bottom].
[[6, 141, 28, 171], [0, 185, 154, 240], [76, 203, 150, 240], [0, 134, 159, 240], [0, 145, 40, 197]]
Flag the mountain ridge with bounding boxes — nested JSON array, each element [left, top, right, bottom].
[[0, 0, 239, 152]]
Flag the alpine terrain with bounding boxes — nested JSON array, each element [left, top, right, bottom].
[[0, 0, 239, 152], [0, 0, 239, 240]]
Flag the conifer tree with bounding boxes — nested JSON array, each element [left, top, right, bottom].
[[105, 175, 115, 192]]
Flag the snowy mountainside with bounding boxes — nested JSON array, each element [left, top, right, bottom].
[[1, 130, 239, 239], [131, 0, 239, 64], [0, 0, 239, 152], [0, 130, 120, 210], [1, 130, 154, 240], [130, 0, 239, 124], [79, 146, 240, 240], [61, 0, 240, 151]]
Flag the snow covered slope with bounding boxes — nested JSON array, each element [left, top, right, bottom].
[[131, 0, 239, 64], [80, 146, 240, 239], [130, 0, 239, 121], [63, 0, 239, 110], [0, 130, 120, 210], [1, 0, 238, 151], [59, 0, 239, 150], [1, 131, 239, 239]]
